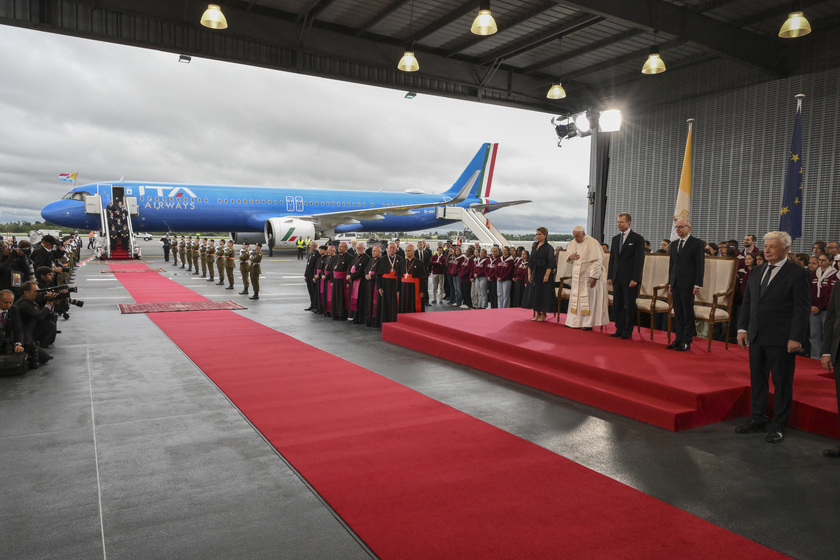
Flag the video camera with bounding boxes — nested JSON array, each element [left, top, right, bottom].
[[36, 285, 84, 307]]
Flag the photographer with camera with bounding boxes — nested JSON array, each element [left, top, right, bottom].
[[15, 281, 55, 368], [35, 266, 83, 320], [1, 240, 35, 299]]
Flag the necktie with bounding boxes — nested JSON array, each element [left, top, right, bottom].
[[619, 233, 625, 253], [0, 311, 6, 328], [678, 239, 684, 253], [760, 264, 776, 295]]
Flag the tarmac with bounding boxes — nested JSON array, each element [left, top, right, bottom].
[[1, 239, 839, 560]]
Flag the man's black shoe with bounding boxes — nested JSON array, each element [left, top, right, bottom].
[[665, 341, 680, 350], [674, 343, 691, 351], [305, 307, 314, 311], [582, 327, 592, 331], [609, 332, 622, 338], [239, 289, 249, 295], [766, 430, 785, 443], [249, 294, 259, 300], [735, 419, 768, 434], [225, 285, 234, 290], [822, 447, 840, 458], [621, 334, 632, 340]]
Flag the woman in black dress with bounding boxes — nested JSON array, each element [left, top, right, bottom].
[[528, 227, 556, 322]]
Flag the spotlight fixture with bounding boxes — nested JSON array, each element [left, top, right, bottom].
[[179, 55, 192, 64], [200, 4, 228, 30], [405, 92, 417, 99], [471, 0, 498, 36], [573, 111, 592, 137], [599, 109, 622, 132], [779, 11, 811, 38]]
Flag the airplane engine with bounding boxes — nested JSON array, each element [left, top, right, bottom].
[[229, 232, 266, 244], [264, 218, 316, 248]]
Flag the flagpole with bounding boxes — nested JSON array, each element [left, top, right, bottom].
[[670, 118, 694, 241]]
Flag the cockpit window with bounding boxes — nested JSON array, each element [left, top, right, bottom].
[[60, 191, 92, 201]]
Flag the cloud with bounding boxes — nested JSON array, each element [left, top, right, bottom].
[[0, 25, 590, 234]]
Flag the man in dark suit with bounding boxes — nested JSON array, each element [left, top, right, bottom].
[[0, 289, 26, 355], [304, 241, 321, 311], [608, 213, 645, 339], [736, 231, 811, 443], [820, 282, 840, 456], [667, 218, 705, 351]]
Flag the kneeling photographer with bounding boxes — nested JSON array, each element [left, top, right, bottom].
[[14, 281, 55, 368]]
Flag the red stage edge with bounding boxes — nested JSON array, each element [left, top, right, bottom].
[[382, 308, 839, 437]]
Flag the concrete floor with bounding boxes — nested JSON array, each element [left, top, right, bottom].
[[2, 240, 839, 560]]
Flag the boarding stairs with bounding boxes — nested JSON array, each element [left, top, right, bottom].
[[435, 205, 511, 247], [84, 194, 139, 259]]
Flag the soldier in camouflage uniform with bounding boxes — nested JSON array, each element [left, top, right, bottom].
[[238, 242, 251, 295]]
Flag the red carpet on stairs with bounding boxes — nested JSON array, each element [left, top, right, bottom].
[[382, 308, 839, 438], [111, 263, 792, 559]]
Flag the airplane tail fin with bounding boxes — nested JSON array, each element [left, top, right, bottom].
[[443, 143, 498, 200]]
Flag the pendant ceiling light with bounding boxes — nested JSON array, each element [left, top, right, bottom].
[[200, 4, 228, 30], [471, 0, 498, 36], [641, 31, 665, 74], [547, 37, 566, 99], [778, 11, 812, 38], [398, 0, 420, 72]]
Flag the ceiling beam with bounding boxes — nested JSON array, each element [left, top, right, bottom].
[[520, 28, 643, 74], [552, 0, 784, 77], [405, 1, 475, 44], [355, 0, 411, 36], [477, 13, 603, 66]]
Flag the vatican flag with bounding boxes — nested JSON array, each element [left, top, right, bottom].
[[670, 119, 694, 241]]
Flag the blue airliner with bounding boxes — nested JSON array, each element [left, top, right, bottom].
[[41, 143, 527, 247]]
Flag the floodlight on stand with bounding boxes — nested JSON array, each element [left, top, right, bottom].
[[573, 111, 592, 137], [179, 55, 191, 64], [599, 109, 622, 132], [471, 1, 498, 36], [641, 45, 666, 74], [779, 11, 811, 38], [200, 4, 227, 29], [546, 83, 566, 99]]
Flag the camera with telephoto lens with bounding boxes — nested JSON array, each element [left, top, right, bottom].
[[36, 285, 84, 307]]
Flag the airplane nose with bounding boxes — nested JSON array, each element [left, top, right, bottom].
[[41, 201, 69, 223]]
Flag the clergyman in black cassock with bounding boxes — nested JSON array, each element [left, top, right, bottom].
[[375, 243, 404, 325], [398, 245, 428, 314], [330, 243, 353, 320], [349, 244, 371, 324], [364, 248, 382, 328]]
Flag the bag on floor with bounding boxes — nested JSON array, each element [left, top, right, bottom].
[[0, 353, 28, 377]]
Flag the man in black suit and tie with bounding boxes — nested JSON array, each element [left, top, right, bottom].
[[736, 231, 811, 443], [1, 289, 26, 355], [820, 280, 840, 456], [608, 213, 645, 339], [667, 218, 705, 351]]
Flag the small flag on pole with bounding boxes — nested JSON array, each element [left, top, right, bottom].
[[59, 172, 78, 183], [670, 119, 694, 241], [779, 95, 804, 240]]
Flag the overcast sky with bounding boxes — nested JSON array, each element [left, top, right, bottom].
[[0, 24, 591, 235]]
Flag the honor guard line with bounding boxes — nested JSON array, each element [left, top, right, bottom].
[[41, 143, 528, 259]]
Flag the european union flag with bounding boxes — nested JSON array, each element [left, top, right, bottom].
[[779, 98, 804, 240]]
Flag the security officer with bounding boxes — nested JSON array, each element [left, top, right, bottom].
[[238, 242, 251, 295], [296, 236, 306, 260], [224, 240, 236, 289], [199, 238, 208, 278], [205, 239, 216, 282], [215, 239, 226, 285], [249, 243, 262, 300]]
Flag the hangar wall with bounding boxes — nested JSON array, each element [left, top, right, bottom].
[[595, 39, 840, 254]]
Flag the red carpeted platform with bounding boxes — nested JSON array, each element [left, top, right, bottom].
[[110, 264, 792, 559], [382, 308, 839, 438]]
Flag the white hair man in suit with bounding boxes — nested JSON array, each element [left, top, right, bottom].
[[667, 218, 705, 351], [736, 231, 811, 444], [820, 282, 840, 457]]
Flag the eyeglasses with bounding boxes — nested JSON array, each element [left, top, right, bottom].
[[675, 225, 689, 229]]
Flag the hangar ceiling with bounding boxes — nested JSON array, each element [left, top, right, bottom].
[[2, 0, 839, 115]]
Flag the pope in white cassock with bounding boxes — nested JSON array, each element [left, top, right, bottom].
[[563, 226, 610, 329]]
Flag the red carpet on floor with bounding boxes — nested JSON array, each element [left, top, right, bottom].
[[382, 308, 838, 438], [110, 263, 791, 559]]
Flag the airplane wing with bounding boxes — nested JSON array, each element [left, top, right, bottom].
[[297, 170, 481, 229], [468, 200, 531, 212]]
